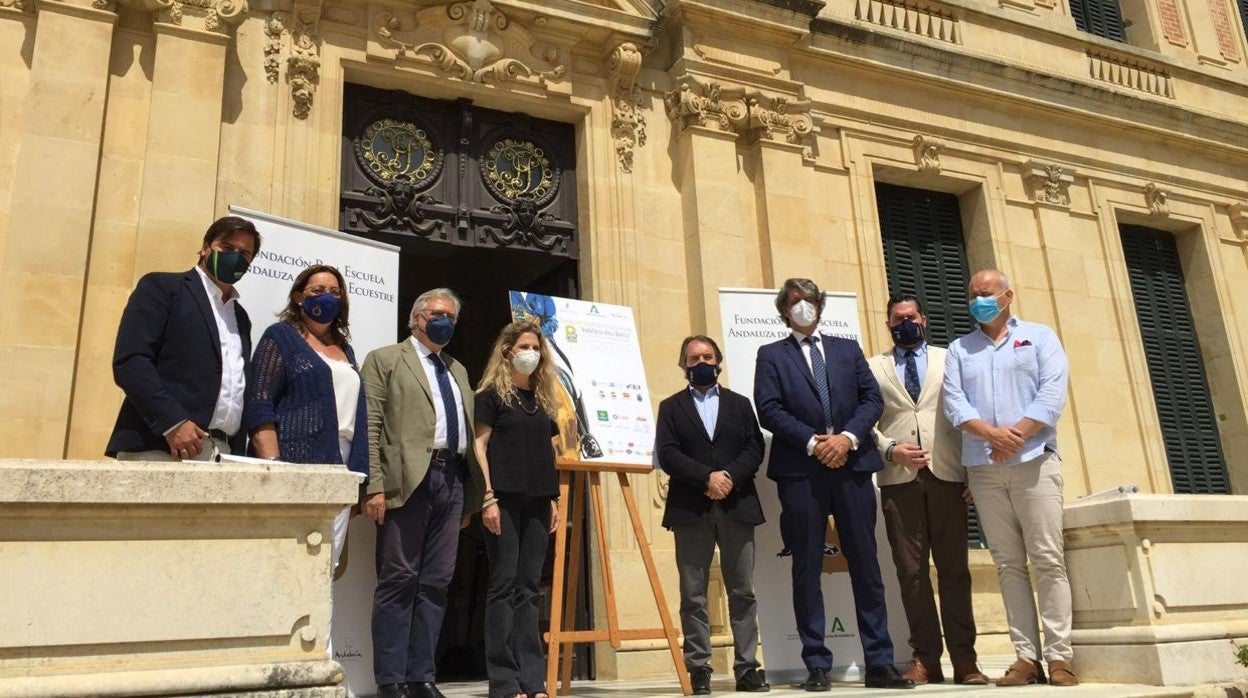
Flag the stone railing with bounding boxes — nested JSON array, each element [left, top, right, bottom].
[[1087, 50, 1175, 98], [0, 459, 359, 698], [854, 0, 961, 44]]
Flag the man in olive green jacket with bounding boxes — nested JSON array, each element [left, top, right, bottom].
[[361, 288, 482, 698]]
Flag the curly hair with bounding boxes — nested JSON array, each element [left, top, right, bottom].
[[476, 321, 559, 416]]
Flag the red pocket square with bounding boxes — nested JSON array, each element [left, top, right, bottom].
[[1014, 339, 1032, 348]]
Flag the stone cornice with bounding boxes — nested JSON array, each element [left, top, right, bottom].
[[807, 16, 1248, 156], [121, 0, 247, 34], [664, 72, 817, 160]]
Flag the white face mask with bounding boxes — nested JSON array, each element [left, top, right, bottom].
[[512, 349, 540, 376], [789, 299, 818, 327]]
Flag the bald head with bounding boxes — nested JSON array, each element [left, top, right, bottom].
[[969, 269, 1009, 294]]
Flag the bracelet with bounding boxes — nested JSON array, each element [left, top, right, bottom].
[[483, 489, 495, 495], [884, 442, 897, 464], [482, 497, 499, 508]]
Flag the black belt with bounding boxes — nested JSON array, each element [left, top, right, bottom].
[[208, 429, 231, 441], [430, 448, 462, 464]]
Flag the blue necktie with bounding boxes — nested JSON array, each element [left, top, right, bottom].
[[428, 353, 460, 453], [904, 349, 921, 403], [804, 336, 833, 431]]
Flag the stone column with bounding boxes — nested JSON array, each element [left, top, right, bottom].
[[0, 0, 117, 458], [123, 0, 247, 274], [746, 94, 817, 287]]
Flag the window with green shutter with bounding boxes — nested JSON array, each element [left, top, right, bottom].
[[1070, 0, 1127, 42], [874, 182, 987, 548], [1119, 224, 1230, 494]]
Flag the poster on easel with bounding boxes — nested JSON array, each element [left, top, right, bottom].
[[716, 287, 908, 685], [508, 292, 656, 465]]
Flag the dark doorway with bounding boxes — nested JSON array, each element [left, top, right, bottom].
[[339, 84, 595, 681]]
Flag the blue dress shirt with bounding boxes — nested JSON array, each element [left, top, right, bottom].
[[942, 317, 1069, 467], [689, 383, 719, 439], [893, 341, 929, 389]]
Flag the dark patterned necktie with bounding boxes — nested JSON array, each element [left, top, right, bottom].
[[904, 349, 921, 403], [428, 353, 459, 453], [804, 337, 833, 430]]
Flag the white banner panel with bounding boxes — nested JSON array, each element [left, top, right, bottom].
[[716, 288, 907, 684], [229, 206, 400, 697], [509, 292, 656, 464]]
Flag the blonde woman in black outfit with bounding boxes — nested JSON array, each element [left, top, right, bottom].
[[473, 321, 561, 698]]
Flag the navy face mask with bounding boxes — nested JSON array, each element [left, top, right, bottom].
[[424, 314, 456, 345], [301, 292, 342, 325], [205, 249, 250, 284], [889, 318, 924, 347], [686, 362, 720, 387]]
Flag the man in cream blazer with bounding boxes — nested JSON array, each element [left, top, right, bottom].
[[868, 294, 986, 686]]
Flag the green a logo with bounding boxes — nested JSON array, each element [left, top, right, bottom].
[[830, 617, 846, 633]]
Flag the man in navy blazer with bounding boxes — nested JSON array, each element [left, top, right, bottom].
[[106, 216, 260, 461], [753, 278, 912, 691]]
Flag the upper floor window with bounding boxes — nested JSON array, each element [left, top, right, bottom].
[[1071, 0, 1127, 41], [1238, 0, 1248, 40]]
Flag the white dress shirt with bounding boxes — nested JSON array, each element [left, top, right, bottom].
[[789, 328, 859, 454], [410, 336, 468, 454], [194, 265, 245, 436]]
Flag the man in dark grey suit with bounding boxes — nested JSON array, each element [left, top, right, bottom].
[[656, 335, 770, 695]]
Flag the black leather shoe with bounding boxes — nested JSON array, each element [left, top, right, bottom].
[[865, 664, 916, 689], [801, 668, 831, 692], [406, 682, 446, 698], [377, 684, 411, 698], [736, 668, 771, 692], [690, 666, 713, 695]]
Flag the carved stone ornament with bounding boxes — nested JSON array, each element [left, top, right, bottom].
[[663, 76, 748, 138], [1145, 182, 1170, 217], [0, 0, 31, 13], [375, 0, 567, 88], [913, 134, 945, 174], [745, 93, 815, 161], [287, 1, 321, 119], [1025, 161, 1074, 206], [264, 12, 284, 83], [119, 0, 248, 33], [1229, 202, 1248, 243], [609, 42, 647, 174]]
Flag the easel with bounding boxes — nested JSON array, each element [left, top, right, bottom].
[[545, 458, 692, 697]]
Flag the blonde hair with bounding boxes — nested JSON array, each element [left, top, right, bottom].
[[477, 321, 559, 416]]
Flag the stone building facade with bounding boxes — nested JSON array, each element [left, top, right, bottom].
[[3, 0, 1247, 679]]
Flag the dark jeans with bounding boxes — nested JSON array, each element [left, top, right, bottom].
[[484, 494, 552, 697], [880, 468, 977, 665], [372, 458, 464, 685]]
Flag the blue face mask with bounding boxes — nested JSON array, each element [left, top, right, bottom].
[[301, 292, 341, 325], [968, 295, 1003, 324], [424, 314, 456, 345], [889, 318, 924, 347], [686, 362, 720, 387]]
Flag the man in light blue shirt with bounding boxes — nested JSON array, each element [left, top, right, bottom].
[[942, 269, 1077, 688]]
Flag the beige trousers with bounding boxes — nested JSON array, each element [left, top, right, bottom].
[[966, 451, 1072, 663]]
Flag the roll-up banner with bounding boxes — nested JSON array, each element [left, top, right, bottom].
[[716, 288, 908, 685], [229, 206, 400, 697]]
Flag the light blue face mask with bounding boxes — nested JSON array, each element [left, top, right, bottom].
[[968, 294, 1003, 324]]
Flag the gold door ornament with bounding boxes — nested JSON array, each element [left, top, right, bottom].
[[481, 138, 558, 205], [356, 117, 444, 188]]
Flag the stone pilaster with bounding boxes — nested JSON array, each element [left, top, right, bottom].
[[0, 0, 117, 457]]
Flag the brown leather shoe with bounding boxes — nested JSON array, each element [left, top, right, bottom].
[[1047, 660, 1079, 686], [902, 658, 944, 684], [996, 658, 1044, 686], [952, 659, 989, 685]]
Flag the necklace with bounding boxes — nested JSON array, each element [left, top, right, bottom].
[[514, 389, 539, 415]]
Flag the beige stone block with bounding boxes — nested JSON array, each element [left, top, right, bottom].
[[1045, 247, 1092, 294], [0, 344, 76, 416], [2, 271, 87, 348], [1004, 204, 1042, 248], [0, 417, 67, 460]]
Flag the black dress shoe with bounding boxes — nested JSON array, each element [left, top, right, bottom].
[[736, 668, 771, 692], [377, 684, 411, 698], [801, 667, 831, 692], [865, 664, 916, 689], [406, 682, 446, 698], [690, 666, 713, 695]]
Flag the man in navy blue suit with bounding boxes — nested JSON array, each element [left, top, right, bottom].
[[106, 216, 260, 461], [753, 278, 913, 691]]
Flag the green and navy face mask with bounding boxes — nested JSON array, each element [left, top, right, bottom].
[[205, 249, 250, 284]]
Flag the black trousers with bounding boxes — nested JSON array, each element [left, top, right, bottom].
[[484, 494, 552, 697]]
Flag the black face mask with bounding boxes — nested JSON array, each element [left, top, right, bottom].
[[686, 362, 720, 387], [889, 318, 924, 347]]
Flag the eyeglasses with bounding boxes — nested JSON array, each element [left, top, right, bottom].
[[306, 286, 343, 298]]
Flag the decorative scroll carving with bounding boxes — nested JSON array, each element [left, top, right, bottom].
[[745, 93, 815, 160], [663, 76, 748, 139], [609, 42, 647, 174], [1229, 203, 1248, 243], [1088, 50, 1173, 98], [1025, 161, 1074, 206], [0, 0, 31, 12], [288, 0, 321, 119], [120, 0, 248, 33], [375, 0, 567, 88], [356, 184, 445, 236], [1145, 182, 1170, 217], [913, 134, 945, 173], [264, 13, 284, 83], [654, 470, 670, 508], [480, 197, 567, 252]]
